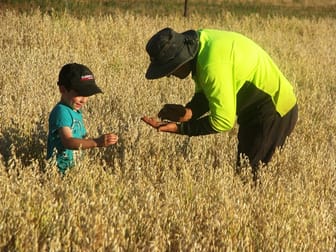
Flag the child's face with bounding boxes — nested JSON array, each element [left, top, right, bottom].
[[60, 87, 88, 111]]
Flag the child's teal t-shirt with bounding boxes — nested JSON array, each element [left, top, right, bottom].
[[47, 103, 87, 173]]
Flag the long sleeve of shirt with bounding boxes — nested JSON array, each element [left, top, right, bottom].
[[185, 92, 209, 120], [182, 91, 217, 136], [179, 116, 217, 136]]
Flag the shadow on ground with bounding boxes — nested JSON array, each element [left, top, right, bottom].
[[0, 120, 47, 171]]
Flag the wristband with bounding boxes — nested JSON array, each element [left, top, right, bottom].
[[177, 123, 184, 134]]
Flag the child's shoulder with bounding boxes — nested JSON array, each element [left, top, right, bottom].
[[49, 103, 73, 118], [51, 102, 69, 112]]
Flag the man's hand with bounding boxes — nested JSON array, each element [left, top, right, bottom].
[[158, 104, 192, 122], [141, 116, 168, 128], [141, 116, 179, 133]]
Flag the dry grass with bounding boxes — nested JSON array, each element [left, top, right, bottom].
[[0, 3, 335, 251]]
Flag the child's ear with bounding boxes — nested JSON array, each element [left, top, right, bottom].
[[58, 85, 67, 93]]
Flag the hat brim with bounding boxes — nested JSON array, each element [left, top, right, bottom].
[[145, 30, 199, 80], [73, 80, 103, 97]]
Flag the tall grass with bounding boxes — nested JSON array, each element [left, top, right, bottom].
[[0, 2, 335, 251]]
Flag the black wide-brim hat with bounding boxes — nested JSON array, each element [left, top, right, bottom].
[[145, 27, 199, 79]]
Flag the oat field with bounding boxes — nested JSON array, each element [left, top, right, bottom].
[[0, 1, 335, 251]]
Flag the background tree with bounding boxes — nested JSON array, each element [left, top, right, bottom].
[[184, 0, 188, 17]]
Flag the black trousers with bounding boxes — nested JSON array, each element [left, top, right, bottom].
[[236, 103, 298, 174]]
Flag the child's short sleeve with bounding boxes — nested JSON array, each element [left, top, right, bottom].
[[49, 105, 73, 134]]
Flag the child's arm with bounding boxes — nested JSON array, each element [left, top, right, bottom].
[[58, 127, 118, 149]]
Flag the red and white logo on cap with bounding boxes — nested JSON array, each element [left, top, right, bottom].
[[80, 75, 94, 81]]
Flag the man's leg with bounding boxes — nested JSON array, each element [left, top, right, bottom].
[[237, 104, 298, 179], [261, 104, 298, 164]]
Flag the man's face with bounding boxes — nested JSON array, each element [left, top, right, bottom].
[[169, 61, 192, 79]]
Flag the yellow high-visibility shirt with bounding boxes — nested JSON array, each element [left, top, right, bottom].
[[192, 29, 297, 132]]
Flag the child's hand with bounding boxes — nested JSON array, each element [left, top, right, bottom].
[[95, 133, 118, 147]]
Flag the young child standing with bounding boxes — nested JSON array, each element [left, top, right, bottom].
[[47, 63, 118, 173]]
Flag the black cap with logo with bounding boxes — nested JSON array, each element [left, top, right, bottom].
[[58, 63, 102, 96]]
